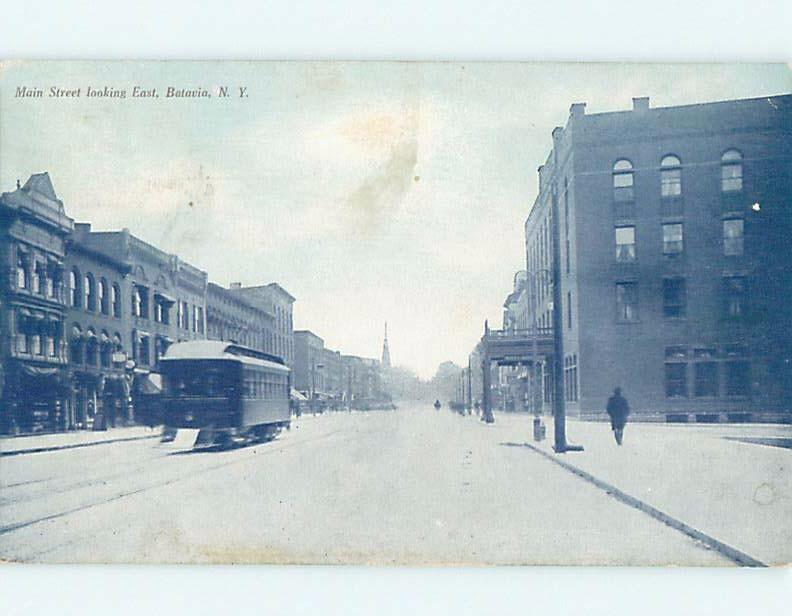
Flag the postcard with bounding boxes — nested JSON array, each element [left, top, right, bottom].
[[1, 61, 790, 565]]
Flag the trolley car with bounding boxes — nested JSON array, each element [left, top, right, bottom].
[[159, 340, 291, 448]]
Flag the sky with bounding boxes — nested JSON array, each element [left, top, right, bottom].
[[1, 61, 790, 378]]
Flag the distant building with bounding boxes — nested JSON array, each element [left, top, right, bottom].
[[293, 330, 325, 396], [524, 94, 792, 421], [231, 283, 295, 366], [0, 174, 73, 434], [206, 282, 274, 354]]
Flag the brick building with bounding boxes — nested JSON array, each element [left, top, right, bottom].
[[293, 329, 325, 397], [65, 223, 132, 429], [524, 94, 792, 421], [0, 174, 73, 433]]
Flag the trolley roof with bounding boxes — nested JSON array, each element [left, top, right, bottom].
[[161, 340, 290, 373]]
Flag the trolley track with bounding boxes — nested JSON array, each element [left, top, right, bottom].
[[0, 426, 348, 541]]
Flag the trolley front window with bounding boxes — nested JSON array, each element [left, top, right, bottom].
[[162, 362, 237, 397]]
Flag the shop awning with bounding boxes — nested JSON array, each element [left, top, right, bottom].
[[290, 388, 308, 401]]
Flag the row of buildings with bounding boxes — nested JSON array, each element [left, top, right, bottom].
[[291, 325, 390, 410], [0, 173, 296, 434], [467, 94, 791, 422]]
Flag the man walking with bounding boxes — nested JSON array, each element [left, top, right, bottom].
[[606, 387, 630, 446]]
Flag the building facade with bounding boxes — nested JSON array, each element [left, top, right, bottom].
[[0, 174, 73, 434], [232, 283, 295, 366], [65, 223, 132, 429], [524, 94, 792, 421], [293, 330, 325, 396], [206, 282, 275, 354], [70, 227, 208, 417]]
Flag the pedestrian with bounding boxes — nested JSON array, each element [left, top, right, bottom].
[[606, 387, 630, 446]]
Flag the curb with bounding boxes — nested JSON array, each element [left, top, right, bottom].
[[1, 433, 161, 457], [504, 441, 767, 567]]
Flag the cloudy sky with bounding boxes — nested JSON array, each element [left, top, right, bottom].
[[1, 61, 790, 377]]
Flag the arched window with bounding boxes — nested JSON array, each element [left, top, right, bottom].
[[70, 268, 81, 308], [660, 155, 682, 197], [86, 328, 98, 365], [613, 159, 634, 202], [112, 283, 121, 317], [85, 273, 96, 312], [721, 149, 743, 192], [99, 278, 109, 314], [100, 330, 112, 367]]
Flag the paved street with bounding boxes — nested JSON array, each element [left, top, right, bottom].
[[1, 405, 789, 565]]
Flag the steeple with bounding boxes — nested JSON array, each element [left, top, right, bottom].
[[381, 321, 391, 369]]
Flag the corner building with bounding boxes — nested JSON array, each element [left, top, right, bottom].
[[525, 95, 791, 421]]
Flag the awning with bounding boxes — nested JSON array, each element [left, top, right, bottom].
[[155, 292, 176, 304], [290, 388, 308, 401], [46, 313, 61, 323]]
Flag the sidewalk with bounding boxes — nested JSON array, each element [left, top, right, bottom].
[[491, 413, 792, 566], [0, 425, 162, 457]]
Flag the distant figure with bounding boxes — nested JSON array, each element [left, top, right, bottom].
[[434, 399, 441, 411], [606, 387, 630, 445]]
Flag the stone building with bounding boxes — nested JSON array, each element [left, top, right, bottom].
[[206, 282, 275, 354], [524, 94, 792, 421], [0, 174, 73, 434], [231, 283, 295, 366]]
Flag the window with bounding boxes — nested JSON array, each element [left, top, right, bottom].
[[99, 279, 109, 314], [180, 301, 190, 329], [132, 285, 149, 319], [85, 274, 96, 311], [694, 361, 719, 397], [660, 155, 682, 197], [613, 159, 634, 202], [721, 149, 743, 192], [665, 358, 688, 398], [723, 276, 746, 318], [16, 252, 29, 289], [138, 334, 150, 366], [726, 360, 750, 396], [615, 226, 636, 262], [616, 282, 638, 322], [70, 338, 83, 364], [46, 265, 57, 298], [197, 307, 205, 334], [33, 262, 43, 294], [663, 278, 686, 318], [70, 269, 81, 308], [86, 331, 98, 366], [723, 219, 744, 256], [100, 332, 112, 367], [112, 283, 121, 317], [662, 223, 684, 255]]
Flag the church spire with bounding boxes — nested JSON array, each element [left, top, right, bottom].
[[381, 321, 391, 369]]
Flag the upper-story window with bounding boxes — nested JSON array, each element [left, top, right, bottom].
[[721, 149, 743, 192], [615, 226, 636, 262], [112, 283, 121, 317], [85, 273, 96, 311], [132, 285, 150, 318], [660, 155, 682, 197], [99, 278, 109, 315], [33, 262, 44, 295], [723, 219, 744, 256], [16, 252, 29, 289], [70, 268, 81, 308], [613, 159, 634, 202], [662, 223, 684, 255]]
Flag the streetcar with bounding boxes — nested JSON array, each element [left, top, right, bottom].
[[159, 340, 291, 448]]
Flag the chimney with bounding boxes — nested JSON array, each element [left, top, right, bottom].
[[632, 97, 650, 113], [229, 282, 242, 290], [569, 102, 586, 118]]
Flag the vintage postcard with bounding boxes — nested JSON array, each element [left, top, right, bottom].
[[0, 61, 790, 565]]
